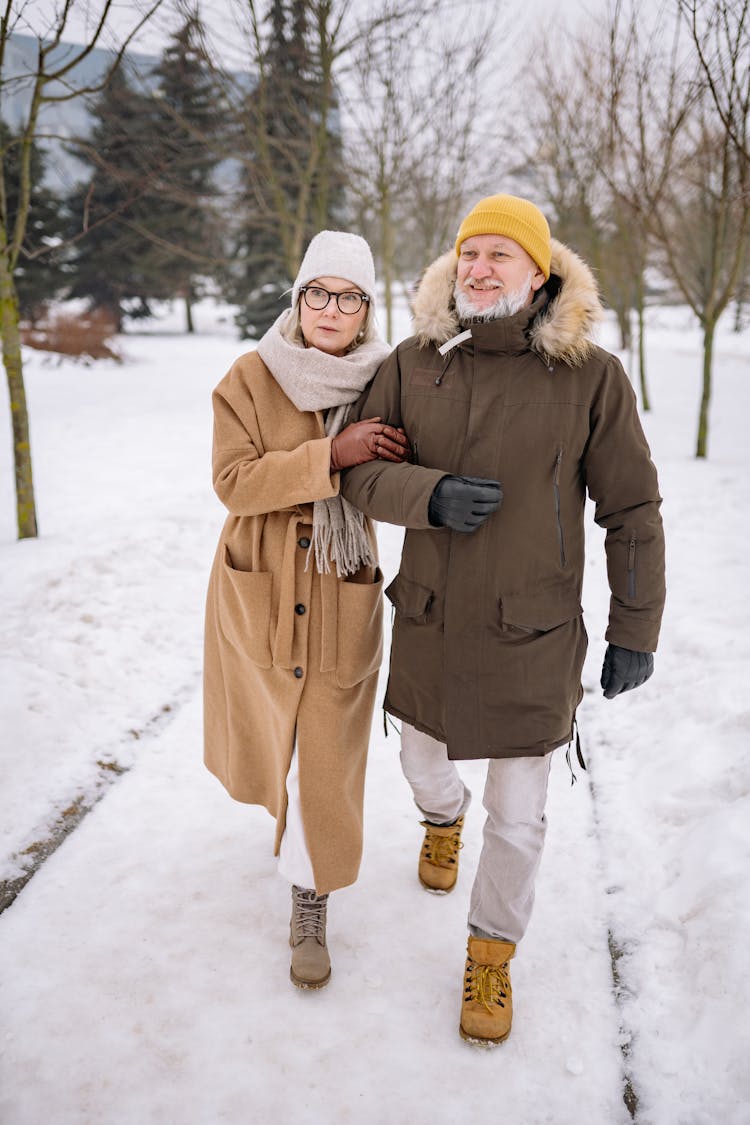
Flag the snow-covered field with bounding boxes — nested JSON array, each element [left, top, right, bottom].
[[1, 297, 748, 1125]]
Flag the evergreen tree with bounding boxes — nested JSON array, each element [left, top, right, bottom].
[[226, 0, 346, 338], [68, 19, 223, 334], [145, 11, 224, 332], [66, 66, 170, 331], [1, 120, 67, 322]]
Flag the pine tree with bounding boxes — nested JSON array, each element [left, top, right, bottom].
[[68, 20, 223, 334], [66, 66, 169, 331], [226, 0, 346, 338], [145, 11, 223, 332], [0, 120, 67, 322]]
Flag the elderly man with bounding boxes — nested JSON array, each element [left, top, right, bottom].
[[341, 194, 665, 1046]]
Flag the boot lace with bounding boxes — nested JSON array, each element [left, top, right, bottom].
[[291, 887, 328, 942], [423, 827, 463, 868], [464, 957, 510, 1012]]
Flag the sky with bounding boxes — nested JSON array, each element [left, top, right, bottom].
[[9, 0, 582, 62]]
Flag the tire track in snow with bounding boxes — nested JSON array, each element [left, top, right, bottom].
[[584, 748, 639, 1121], [0, 682, 196, 915]]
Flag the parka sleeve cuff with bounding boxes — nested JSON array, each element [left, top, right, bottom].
[[605, 613, 661, 653], [341, 462, 448, 528]]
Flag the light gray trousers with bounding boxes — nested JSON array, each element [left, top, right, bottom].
[[400, 722, 552, 945]]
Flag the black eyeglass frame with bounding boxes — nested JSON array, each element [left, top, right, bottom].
[[298, 285, 370, 315]]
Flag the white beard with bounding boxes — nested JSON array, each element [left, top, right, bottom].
[[454, 270, 535, 321]]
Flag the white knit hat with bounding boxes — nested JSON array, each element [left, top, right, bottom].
[[291, 230, 377, 309]]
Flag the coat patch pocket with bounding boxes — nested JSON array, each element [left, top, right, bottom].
[[218, 546, 273, 667], [336, 568, 384, 689], [499, 588, 582, 633], [409, 367, 444, 387], [385, 573, 435, 624], [405, 367, 467, 397]]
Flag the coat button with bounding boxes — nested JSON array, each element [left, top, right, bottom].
[[298, 537, 310, 548], [295, 603, 306, 615], [294, 666, 304, 678]]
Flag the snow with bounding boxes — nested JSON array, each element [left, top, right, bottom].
[[1, 297, 749, 1124]]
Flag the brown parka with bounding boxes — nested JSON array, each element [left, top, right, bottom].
[[203, 351, 383, 894], [341, 240, 666, 761]]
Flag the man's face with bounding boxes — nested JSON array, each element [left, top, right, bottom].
[[455, 234, 546, 315]]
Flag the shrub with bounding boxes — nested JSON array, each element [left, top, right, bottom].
[[20, 308, 121, 361]]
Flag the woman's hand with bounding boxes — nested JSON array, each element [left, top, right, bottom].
[[331, 417, 410, 470]]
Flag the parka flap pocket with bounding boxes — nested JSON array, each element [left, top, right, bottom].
[[500, 589, 583, 633], [218, 546, 273, 667], [385, 573, 435, 622]]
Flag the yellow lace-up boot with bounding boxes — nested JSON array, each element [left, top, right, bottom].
[[459, 935, 515, 1046], [418, 815, 464, 893]]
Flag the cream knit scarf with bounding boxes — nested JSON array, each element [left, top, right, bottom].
[[257, 310, 391, 577]]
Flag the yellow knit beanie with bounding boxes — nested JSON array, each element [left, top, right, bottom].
[[455, 194, 551, 279]]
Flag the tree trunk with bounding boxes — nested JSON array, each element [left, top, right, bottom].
[[185, 293, 194, 334], [733, 297, 746, 330], [696, 319, 715, 459], [636, 269, 650, 412], [616, 306, 631, 352], [380, 189, 394, 344], [1, 263, 38, 539]]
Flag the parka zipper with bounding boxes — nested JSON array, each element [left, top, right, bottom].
[[552, 447, 567, 568], [412, 440, 419, 465], [627, 534, 637, 599]]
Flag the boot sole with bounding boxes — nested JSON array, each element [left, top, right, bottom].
[[459, 1024, 511, 1048], [290, 967, 331, 990], [418, 875, 456, 895]]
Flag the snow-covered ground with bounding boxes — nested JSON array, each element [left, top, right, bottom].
[[1, 297, 748, 1124]]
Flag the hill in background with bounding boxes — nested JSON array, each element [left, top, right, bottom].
[[3, 34, 159, 191]]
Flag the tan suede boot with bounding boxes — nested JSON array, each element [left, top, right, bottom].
[[289, 885, 331, 989], [459, 935, 515, 1046], [418, 815, 464, 893]]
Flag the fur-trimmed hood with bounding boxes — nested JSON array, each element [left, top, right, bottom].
[[411, 238, 604, 368]]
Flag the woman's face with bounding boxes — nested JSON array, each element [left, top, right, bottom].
[[298, 276, 368, 356]]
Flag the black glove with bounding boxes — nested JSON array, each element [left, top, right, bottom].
[[428, 475, 502, 533], [600, 643, 654, 699]]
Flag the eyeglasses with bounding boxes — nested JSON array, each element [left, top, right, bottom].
[[299, 285, 370, 315]]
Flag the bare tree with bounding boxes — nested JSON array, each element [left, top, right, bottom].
[[604, 0, 750, 456], [521, 30, 656, 407], [680, 0, 750, 426], [343, 12, 493, 340], [1, 0, 164, 540], [681, 0, 750, 165], [655, 100, 749, 456], [216, 0, 427, 307]]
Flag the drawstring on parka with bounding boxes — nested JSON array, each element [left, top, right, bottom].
[[565, 717, 586, 785], [434, 328, 472, 383]]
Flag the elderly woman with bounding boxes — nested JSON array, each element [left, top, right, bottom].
[[204, 231, 408, 989]]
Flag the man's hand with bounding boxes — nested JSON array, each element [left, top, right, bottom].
[[331, 417, 410, 470], [600, 643, 654, 699], [428, 475, 502, 533]]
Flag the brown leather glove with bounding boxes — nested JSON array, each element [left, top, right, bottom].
[[331, 417, 410, 471]]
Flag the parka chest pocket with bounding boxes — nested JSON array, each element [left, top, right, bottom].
[[385, 573, 437, 624], [218, 546, 273, 667], [335, 569, 384, 689], [404, 367, 471, 401]]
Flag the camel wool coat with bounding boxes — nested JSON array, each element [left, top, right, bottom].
[[204, 350, 383, 894]]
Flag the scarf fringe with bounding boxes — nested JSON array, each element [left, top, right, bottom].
[[309, 496, 377, 578]]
